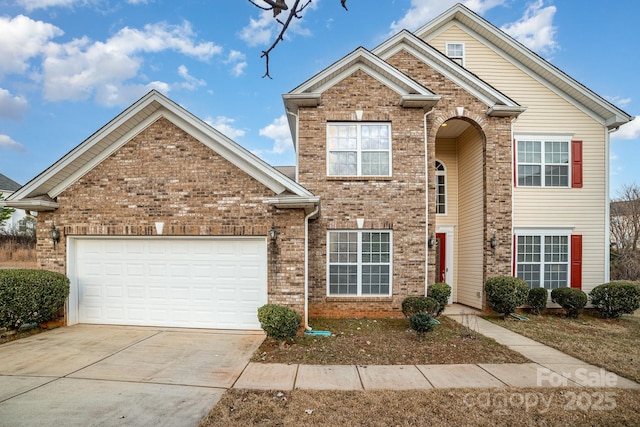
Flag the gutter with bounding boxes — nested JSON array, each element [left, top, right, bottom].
[[303, 205, 320, 330]]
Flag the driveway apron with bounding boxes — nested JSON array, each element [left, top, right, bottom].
[[0, 325, 264, 427]]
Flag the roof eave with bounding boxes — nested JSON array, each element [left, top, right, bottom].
[[487, 105, 528, 117], [267, 195, 320, 217], [4, 197, 59, 212], [400, 94, 441, 109]]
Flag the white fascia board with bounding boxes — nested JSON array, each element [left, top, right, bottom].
[[487, 105, 528, 117], [4, 198, 59, 211], [10, 91, 164, 201]]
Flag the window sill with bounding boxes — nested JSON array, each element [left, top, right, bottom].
[[326, 176, 393, 182], [326, 296, 394, 302]]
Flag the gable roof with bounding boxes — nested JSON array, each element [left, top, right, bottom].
[[414, 3, 633, 130], [0, 173, 21, 193], [372, 30, 526, 117], [6, 90, 318, 212], [283, 47, 441, 148]]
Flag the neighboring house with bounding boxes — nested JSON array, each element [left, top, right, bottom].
[[610, 199, 640, 251], [6, 4, 633, 329], [0, 173, 26, 232]]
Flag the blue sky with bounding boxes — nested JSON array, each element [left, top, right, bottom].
[[0, 0, 638, 197]]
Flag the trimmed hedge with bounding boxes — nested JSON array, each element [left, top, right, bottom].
[[484, 276, 529, 317], [401, 296, 440, 318], [409, 312, 437, 335], [589, 281, 640, 318], [551, 287, 587, 318], [0, 269, 70, 329], [257, 304, 301, 341], [427, 282, 451, 316], [527, 287, 548, 315]]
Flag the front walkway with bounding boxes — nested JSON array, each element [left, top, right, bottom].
[[233, 305, 640, 391]]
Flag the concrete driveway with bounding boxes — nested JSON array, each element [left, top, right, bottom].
[[0, 325, 264, 427]]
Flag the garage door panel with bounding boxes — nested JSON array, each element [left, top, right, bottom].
[[74, 237, 267, 329]]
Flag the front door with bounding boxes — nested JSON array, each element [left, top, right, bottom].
[[435, 233, 446, 283]]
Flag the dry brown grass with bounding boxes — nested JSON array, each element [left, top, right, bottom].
[[252, 317, 528, 365], [487, 312, 640, 383], [199, 388, 640, 427], [0, 237, 36, 264]]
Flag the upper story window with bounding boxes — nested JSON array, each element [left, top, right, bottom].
[[446, 43, 465, 67], [516, 136, 570, 187], [435, 160, 446, 215], [327, 123, 392, 177]]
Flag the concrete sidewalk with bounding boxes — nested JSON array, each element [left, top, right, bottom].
[[233, 305, 640, 391]]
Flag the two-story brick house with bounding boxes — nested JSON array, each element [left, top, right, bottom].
[[6, 4, 633, 329]]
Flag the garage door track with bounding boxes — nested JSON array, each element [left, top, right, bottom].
[[0, 325, 264, 427]]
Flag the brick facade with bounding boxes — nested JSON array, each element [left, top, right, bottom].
[[36, 117, 308, 320], [301, 50, 513, 316]]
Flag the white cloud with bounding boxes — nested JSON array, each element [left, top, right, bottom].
[[0, 15, 63, 77], [94, 81, 170, 107], [390, 0, 506, 33], [0, 88, 29, 121], [205, 116, 246, 139], [41, 21, 221, 105], [16, 0, 80, 11], [501, 0, 558, 55], [605, 96, 632, 109], [612, 117, 640, 140], [176, 65, 206, 91], [0, 134, 25, 151], [224, 50, 248, 77], [259, 115, 293, 154]]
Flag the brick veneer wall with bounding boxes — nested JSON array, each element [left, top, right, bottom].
[[36, 117, 307, 321], [301, 49, 514, 316]]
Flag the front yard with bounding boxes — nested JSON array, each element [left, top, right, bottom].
[[252, 316, 528, 365], [487, 311, 640, 383]]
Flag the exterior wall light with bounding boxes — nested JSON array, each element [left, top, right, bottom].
[[269, 224, 277, 242], [490, 232, 498, 249], [428, 233, 436, 248], [50, 223, 61, 249]]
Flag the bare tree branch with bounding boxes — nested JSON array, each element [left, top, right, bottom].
[[248, 0, 348, 78]]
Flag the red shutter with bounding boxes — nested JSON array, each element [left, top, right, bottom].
[[571, 140, 583, 188], [570, 234, 582, 289], [513, 139, 518, 187]]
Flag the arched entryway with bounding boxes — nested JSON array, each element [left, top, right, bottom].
[[434, 117, 486, 309]]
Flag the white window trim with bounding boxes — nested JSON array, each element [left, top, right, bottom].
[[446, 42, 465, 67], [435, 159, 447, 216], [326, 230, 393, 296], [514, 228, 573, 290], [326, 122, 392, 177], [515, 134, 572, 188]]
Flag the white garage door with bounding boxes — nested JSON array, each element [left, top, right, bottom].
[[72, 237, 267, 329]]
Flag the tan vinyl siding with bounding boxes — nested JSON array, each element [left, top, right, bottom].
[[456, 126, 484, 308], [435, 139, 458, 301], [428, 25, 608, 292]]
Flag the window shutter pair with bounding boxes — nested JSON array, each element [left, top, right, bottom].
[[511, 234, 582, 289], [513, 140, 583, 188]]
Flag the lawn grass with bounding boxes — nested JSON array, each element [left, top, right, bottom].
[[486, 311, 640, 383], [199, 388, 640, 427], [251, 316, 528, 365]]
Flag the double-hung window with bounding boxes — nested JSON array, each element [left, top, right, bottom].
[[327, 231, 392, 296], [516, 136, 570, 187], [327, 123, 391, 177], [516, 233, 569, 290], [446, 43, 465, 66]]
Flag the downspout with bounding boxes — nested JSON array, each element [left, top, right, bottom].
[[424, 107, 434, 296], [605, 127, 614, 283], [304, 205, 319, 330]]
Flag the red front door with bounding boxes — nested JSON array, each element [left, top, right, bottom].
[[436, 233, 446, 283]]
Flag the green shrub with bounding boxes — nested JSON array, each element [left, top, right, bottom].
[[551, 287, 587, 318], [0, 269, 70, 329], [401, 296, 440, 318], [527, 287, 548, 315], [427, 283, 451, 316], [589, 281, 640, 318], [409, 312, 437, 335], [257, 304, 301, 341], [484, 276, 529, 317]]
